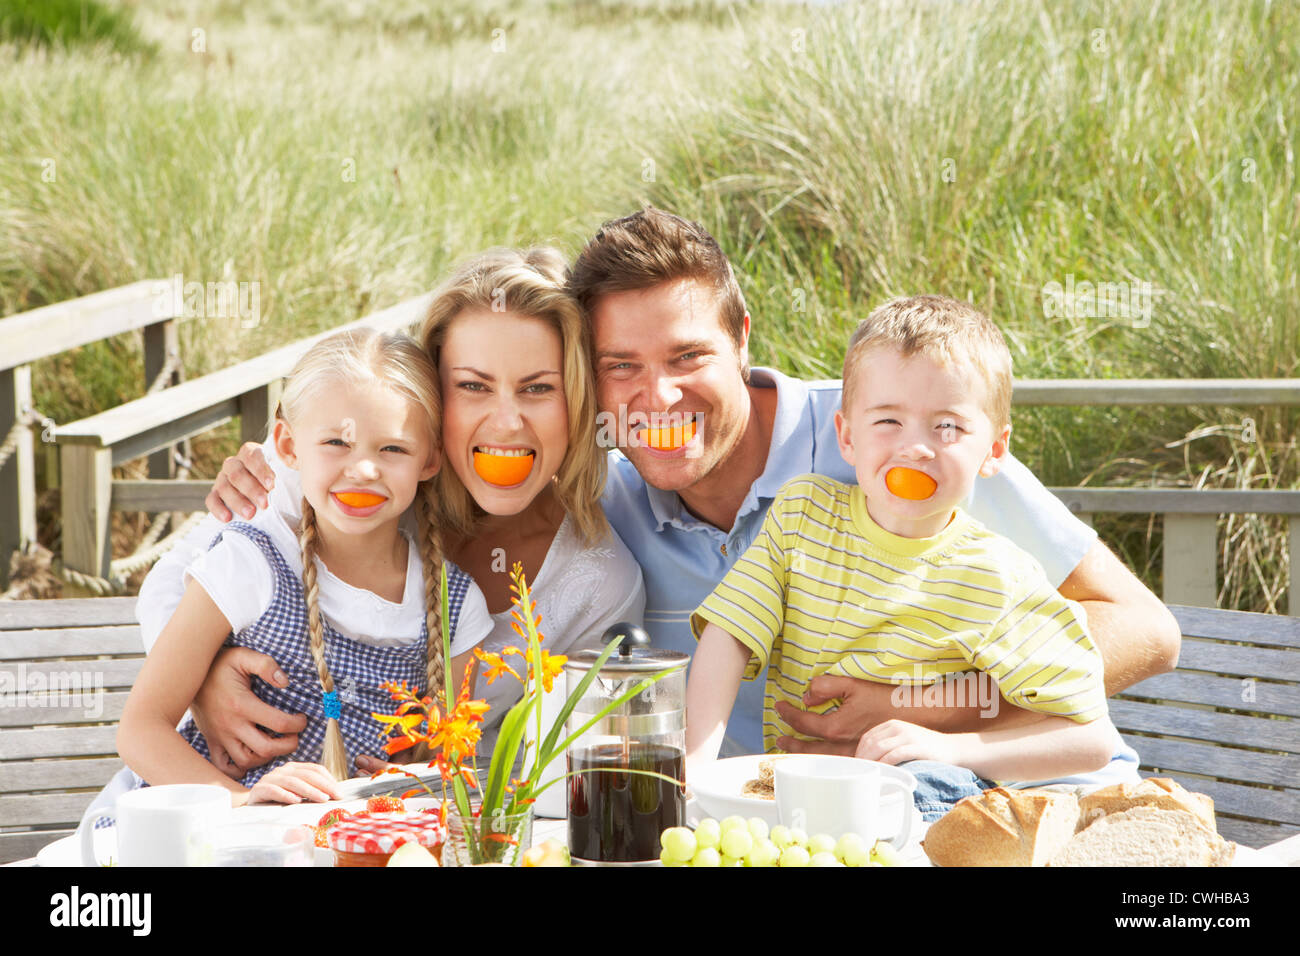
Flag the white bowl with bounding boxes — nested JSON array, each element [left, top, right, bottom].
[[691, 755, 916, 838]]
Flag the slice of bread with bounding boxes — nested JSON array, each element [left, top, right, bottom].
[[1049, 807, 1236, 867], [922, 787, 1080, 867], [1076, 777, 1216, 832]]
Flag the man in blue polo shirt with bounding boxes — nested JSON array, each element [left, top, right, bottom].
[[152, 208, 1180, 774], [567, 208, 1180, 762]]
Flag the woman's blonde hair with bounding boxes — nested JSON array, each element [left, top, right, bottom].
[[277, 327, 448, 778], [417, 247, 608, 546]]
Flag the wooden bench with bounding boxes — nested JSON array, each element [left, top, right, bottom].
[[0, 599, 1295, 861], [1112, 604, 1300, 849], [0, 597, 141, 864]]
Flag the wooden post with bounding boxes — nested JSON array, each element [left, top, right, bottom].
[[1163, 514, 1218, 609], [60, 444, 113, 597], [1290, 516, 1299, 618], [1076, 511, 1095, 529], [238, 381, 281, 447], [0, 366, 37, 588], [143, 320, 180, 480]]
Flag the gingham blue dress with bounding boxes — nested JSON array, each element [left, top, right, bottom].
[[174, 522, 471, 786]]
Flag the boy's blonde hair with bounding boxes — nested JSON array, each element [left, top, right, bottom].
[[842, 295, 1012, 430], [418, 246, 608, 546], [277, 327, 446, 778]]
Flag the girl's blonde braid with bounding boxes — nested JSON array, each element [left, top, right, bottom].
[[408, 481, 447, 767], [299, 499, 350, 779]]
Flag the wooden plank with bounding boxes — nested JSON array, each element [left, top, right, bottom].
[[1049, 487, 1300, 516], [111, 479, 209, 513], [0, 692, 127, 728], [1175, 637, 1300, 681], [1109, 699, 1299, 753], [1120, 671, 1300, 717], [0, 365, 37, 590], [1131, 770, 1300, 830], [0, 280, 179, 373], [1163, 514, 1217, 607], [239, 383, 281, 446], [0, 658, 142, 691], [0, 757, 124, 793], [0, 598, 138, 630], [1219, 817, 1300, 851], [1013, 378, 1300, 406], [0, 726, 118, 760], [1172, 604, 1300, 648], [0, 791, 99, 827], [143, 319, 181, 480], [59, 444, 114, 587], [0, 624, 142, 659], [55, 294, 431, 450], [0, 829, 72, 865], [1291, 517, 1299, 617], [1122, 734, 1300, 789], [109, 399, 238, 465]]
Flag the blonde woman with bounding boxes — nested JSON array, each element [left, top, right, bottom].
[[113, 328, 483, 807], [136, 249, 645, 779]]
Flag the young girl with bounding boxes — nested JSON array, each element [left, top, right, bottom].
[[114, 327, 489, 806]]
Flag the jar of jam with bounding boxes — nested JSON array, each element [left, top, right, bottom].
[[327, 813, 447, 867]]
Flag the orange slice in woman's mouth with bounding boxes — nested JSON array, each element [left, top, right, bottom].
[[473, 448, 535, 486], [885, 467, 937, 501], [644, 418, 698, 451], [334, 491, 388, 508]]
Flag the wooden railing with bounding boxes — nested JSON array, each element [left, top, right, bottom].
[[0, 283, 185, 589], [4, 284, 1297, 610], [52, 293, 433, 594]]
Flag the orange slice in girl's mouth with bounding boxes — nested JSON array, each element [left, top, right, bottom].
[[885, 467, 937, 501], [644, 419, 698, 451], [473, 449, 535, 486], [334, 491, 388, 508]]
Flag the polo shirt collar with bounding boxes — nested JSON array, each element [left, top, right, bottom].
[[644, 367, 815, 532]]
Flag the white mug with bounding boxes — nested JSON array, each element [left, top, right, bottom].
[[81, 784, 231, 867], [775, 755, 914, 849]]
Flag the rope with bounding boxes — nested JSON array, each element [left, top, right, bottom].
[[111, 511, 205, 577], [145, 350, 181, 396], [0, 409, 47, 471]]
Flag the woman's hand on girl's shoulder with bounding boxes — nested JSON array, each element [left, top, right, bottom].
[[208, 441, 275, 522], [245, 762, 341, 805]]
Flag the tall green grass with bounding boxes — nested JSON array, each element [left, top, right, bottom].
[[648, 0, 1299, 612], [1, 0, 1295, 610]]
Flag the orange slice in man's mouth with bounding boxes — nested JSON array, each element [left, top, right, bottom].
[[885, 467, 937, 501], [473, 449, 535, 487], [644, 419, 698, 451], [334, 491, 388, 508]]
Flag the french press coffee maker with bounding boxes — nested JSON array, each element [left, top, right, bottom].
[[564, 623, 688, 865]]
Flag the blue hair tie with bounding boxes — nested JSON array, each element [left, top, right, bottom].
[[322, 690, 341, 720]]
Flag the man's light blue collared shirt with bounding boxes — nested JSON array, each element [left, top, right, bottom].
[[601, 367, 1098, 757]]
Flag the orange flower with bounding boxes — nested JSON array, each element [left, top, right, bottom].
[[474, 649, 521, 685], [531, 650, 568, 693]]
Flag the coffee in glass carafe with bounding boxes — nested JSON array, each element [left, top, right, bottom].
[[564, 624, 687, 865]]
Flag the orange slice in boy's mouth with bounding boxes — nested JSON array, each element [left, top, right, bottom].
[[473, 448, 535, 486], [885, 467, 937, 501], [643, 418, 698, 451], [334, 491, 388, 508]]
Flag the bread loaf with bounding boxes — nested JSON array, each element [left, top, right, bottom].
[[922, 788, 1079, 867], [1050, 807, 1235, 867], [1076, 777, 1216, 832]]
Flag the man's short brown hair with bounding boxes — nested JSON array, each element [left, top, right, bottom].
[[568, 206, 751, 380], [842, 295, 1013, 430]]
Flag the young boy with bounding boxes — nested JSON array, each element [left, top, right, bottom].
[[686, 295, 1124, 815]]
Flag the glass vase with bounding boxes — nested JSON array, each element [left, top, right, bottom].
[[441, 805, 534, 867]]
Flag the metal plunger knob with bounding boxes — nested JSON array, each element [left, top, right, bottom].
[[601, 622, 651, 657]]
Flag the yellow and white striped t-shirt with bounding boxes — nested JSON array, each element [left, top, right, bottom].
[[691, 474, 1107, 754]]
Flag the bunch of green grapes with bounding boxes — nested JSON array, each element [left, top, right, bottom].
[[659, 816, 905, 867]]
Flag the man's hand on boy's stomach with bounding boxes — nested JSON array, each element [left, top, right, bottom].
[[774, 674, 900, 756]]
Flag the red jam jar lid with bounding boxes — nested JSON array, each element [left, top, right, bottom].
[[327, 813, 446, 855]]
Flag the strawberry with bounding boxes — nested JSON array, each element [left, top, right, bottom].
[[366, 796, 406, 813], [317, 808, 351, 829]]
